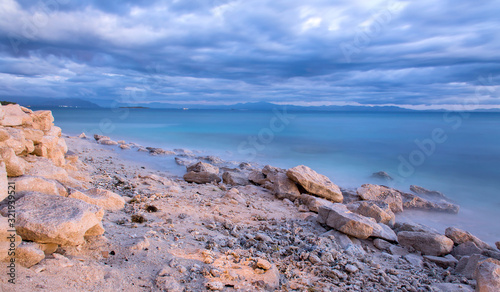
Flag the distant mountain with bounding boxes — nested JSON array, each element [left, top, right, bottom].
[[7, 97, 100, 108], [117, 101, 417, 112]]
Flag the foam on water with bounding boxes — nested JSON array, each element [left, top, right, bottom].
[[47, 107, 500, 244]]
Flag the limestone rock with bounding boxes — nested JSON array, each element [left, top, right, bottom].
[[183, 171, 221, 184], [9, 176, 67, 197], [270, 172, 300, 201], [475, 260, 500, 292], [93, 134, 109, 141], [22, 128, 44, 144], [248, 170, 267, 185], [346, 201, 395, 226], [16, 242, 45, 268], [222, 170, 250, 186], [99, 139, 118, 145], [1, 104, 32, 127], [2, 127, 27, 155], [397, 231, 454, 256], [8, 192, 104, 246], [187, 161, 219, 174], [401, 192, 459, 214], [287, 165, 342, 202], [68, 188, 125, 211], [445, 227, 491, 250], [24, 156, 83, 188], [423, 254, 458, 268], [298, 194, 335, 213], [496, 241, 500, 250], [78, 132, 86, 139], [371, 171, 393, 180], [452, 241, 483, 258], [0, 129, 9, 142], [31, 110, 54, 131], [410, 185, 448, 199], [318, 204, 395, 241], [357, 184, 403, 213], [0, 147, 27, 177]]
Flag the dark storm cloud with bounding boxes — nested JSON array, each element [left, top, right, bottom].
[[0, 0, 499, 108]]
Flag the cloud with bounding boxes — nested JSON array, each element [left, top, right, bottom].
[[0, 0, 499, 108]]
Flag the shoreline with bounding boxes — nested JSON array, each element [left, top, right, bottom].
[[1, 105, 499, 291]]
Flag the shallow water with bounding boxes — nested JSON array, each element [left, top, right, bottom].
[[46, 107, 500, 244]]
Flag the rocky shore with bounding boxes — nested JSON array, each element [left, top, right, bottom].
[[1, 104, 499, 291]]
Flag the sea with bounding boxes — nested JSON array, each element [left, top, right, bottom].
[[44, 107, 500, 245]]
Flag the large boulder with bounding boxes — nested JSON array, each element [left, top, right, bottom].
[[68, 188, 125, 211], [24, 156, 83, 188], [445, 227, 491, 250], [357, 184, 403, 213], [22, 128, 44, 144], [397, 231, 454, 256], [287, 165, 342, 202], [318, 204, 396, 241], [475, 260, 500, 292], [0, 147, 27, 177], [346, 201, 395, 226], [5, 192, 104, 246], [222, 170, 250, 186], [9, 176, 68, 197], [183, 171, 221, 184], [187, 161, 219, 174], [1, 104, 32, 127]]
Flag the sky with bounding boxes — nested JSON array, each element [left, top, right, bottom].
[[0, 0, 499, 109]]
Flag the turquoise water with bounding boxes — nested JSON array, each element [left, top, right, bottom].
[[46, 107, 500, 244]]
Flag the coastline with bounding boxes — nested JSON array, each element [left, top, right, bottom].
[[1, 105, 499, 291]]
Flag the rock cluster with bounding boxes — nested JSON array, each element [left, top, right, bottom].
[[0, 104, 125, 267]]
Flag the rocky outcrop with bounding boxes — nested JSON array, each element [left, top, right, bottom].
[[6, 192, 104, 246], [0, 216, 22, 261], [287, 165, 343, 202], [397, 231, 454, 256], [0, 147, 27, 176]]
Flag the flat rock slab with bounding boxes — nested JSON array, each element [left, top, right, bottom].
[[445, 227, 491, 250], [183, 171, 221, 184], [318, 204, 397, 241], [9, 192, 105, 246], [397, 231, 454, 256], [68, 188, 125, 211], [287, 165, 342, 202]]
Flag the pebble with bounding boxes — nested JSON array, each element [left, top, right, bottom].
[[345, 264, 359, 273], [256, 258, 273, 270]]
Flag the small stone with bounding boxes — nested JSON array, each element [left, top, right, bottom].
[[130, 237, 150, 250], [206, 281, 224, 290], [496, 241, 500, 250], [256, 258, 272, 270], [309, 254, 322, 265], [255, 233, 272, 242], [345, 264, 359, 273], [16, 242, 45, 268]]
